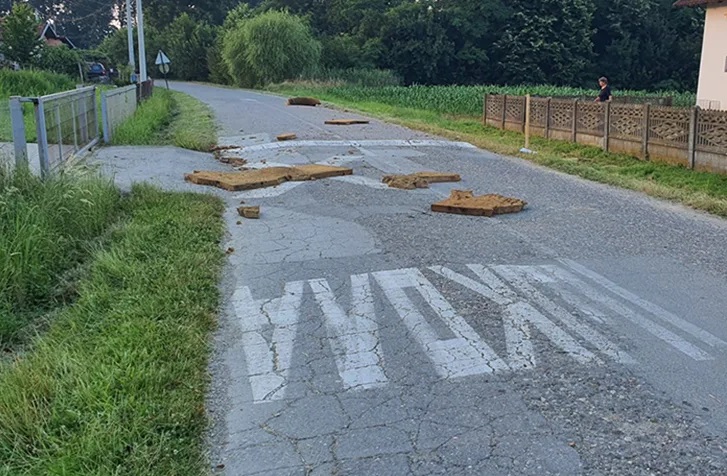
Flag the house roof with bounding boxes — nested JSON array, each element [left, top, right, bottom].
[[673, 0, 726, 7]]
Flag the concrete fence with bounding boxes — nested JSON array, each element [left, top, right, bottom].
[[484, 94, 727, 174]]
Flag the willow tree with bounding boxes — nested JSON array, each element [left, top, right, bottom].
[[222, 10, 321, 88]]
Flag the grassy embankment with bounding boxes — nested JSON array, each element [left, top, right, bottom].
[[1, 75, 225, 474], [268, 82, 727, 217], [0, 171, 225, 474], [112, 88, 218, 151]]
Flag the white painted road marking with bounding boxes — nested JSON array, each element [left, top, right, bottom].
[[561, 259, 727, 349], [542, 265, 713, 361], [238, 139, 478, 154], [232, 262, 722, 402], [430, 265, 598, 369], [309, 275, 388, 390], [232, 281, 304, 403], [372, 268, 510, 377]]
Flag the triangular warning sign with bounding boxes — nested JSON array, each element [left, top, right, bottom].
[[155, 50, 171, 65]]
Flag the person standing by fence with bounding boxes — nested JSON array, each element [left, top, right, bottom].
[[595, 77, 613, 103]]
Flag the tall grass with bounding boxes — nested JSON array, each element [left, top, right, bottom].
[[0, 184, 224, 475], [298, 68, 402, 87], [112, 89, 175, 145], [0, 166, 120, 343], [0, 70, 78, 143], [112, 89, 217, 151], [0, 69, 76, 98]]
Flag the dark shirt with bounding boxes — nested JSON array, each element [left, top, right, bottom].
[[597, 86, 612, 102]]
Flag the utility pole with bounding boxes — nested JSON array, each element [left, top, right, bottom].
[[126, 0, 135, 72], [136, 0, 148, 82]]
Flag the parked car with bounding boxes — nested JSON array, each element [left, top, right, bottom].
[[86, 62, 110, 83]]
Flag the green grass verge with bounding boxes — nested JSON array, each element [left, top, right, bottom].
[[0, 184, 225, 475], [112, 89, 217, 152], [270, 84, 727, 218], [0, 166, 121, 345]]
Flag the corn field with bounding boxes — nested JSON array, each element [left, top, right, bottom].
[[314, 84, 697, 117]]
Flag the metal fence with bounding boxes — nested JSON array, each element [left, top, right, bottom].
[[101, 85, 137, 143], [10, 86, 99, 178], [483, 94, 727, 174]]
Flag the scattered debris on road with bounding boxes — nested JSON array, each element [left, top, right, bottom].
[[287, 97, 321, 106], [210, 145, 241, 152], [325, 119, 370, 126], [237, 206, 260, 219], [217, 156, 248, 167], [185, 164, 353, 191], [277, 133, 297, 141], [383, 171, 461, 190], [431, 190, 527, 217]]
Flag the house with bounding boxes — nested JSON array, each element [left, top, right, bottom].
[[674, 0, 727, 110], [38, 21, 76, 49]]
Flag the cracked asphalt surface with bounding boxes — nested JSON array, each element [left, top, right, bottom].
[[93, 83, 727, 475]]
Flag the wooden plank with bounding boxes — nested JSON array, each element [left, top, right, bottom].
[[325, 119, 370, 125], [185, 165, 354, 191], [294, 164, 353, 179], [276, 133, 297, 141], [237, 206, 260, 219]]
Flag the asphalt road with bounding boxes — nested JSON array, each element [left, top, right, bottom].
[[125, 83, 727, 475]]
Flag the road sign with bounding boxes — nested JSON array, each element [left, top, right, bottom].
[[155, 50, 171, 65], [159, 63, 170, 75]]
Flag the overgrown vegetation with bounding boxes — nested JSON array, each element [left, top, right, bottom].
[[0, 69, 77, 142], [0, 184, 225, 475], [272, 83, 727, 218], [0, 166, 120, 345], [112, 89, 217, 151]]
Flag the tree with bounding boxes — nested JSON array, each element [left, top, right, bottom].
[[494, 0, 595, 86], [160, 13, 216, 81], [31, 44, 82, 79], [0, 2, 43, 66], [143, 0, 241, 29], [379, 2, 455, 85], [222, 10, 321, 87]]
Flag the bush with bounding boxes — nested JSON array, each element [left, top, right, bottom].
[[0, 69, 76, 98], [31, 45, 83, 80], [223, 10, 321, 88], [160, 13, 216, 81]]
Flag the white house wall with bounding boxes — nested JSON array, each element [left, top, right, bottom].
[[697, 4, 727, 110]]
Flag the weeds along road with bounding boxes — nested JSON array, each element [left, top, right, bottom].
[[171, 82, 727, 475]]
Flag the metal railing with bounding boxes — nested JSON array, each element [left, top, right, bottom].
[[10, 86, 99, 178], [101, 85, 138, 143]]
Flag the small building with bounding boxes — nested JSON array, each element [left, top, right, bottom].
[[38, 21, 76, 49], [674, 0, 727, 110]]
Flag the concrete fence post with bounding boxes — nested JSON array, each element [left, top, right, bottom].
[[571, 99, 579, 142], [641, 103, 650, 160], [603, 102, 610, 152], [501, 95, 507, 130], [482, 94, 487, 126], [544, 98, 551, 139], [10, 97, 28, 168], [687, 106, 699, 170]]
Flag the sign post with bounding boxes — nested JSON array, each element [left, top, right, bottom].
[[155, 50, 171, 89]]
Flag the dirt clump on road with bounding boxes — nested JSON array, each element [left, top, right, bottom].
[[325, 119, 370, 125], [287, 97, 321, 106], [238, 206, 260, 219], [185, 165, 353, 191], [383, 172, 461, 190], [432, 190, 527, 217]]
